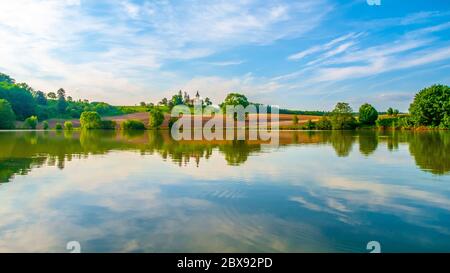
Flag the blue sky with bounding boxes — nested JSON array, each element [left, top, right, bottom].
[[0, 0, 449, 111]]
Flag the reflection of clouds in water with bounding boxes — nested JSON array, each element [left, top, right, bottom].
[[0, 151, 334, 252], [0, 137, 450, 252]]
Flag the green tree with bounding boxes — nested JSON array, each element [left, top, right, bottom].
[[221, 93, 250, 108], [330, 102, 357, 130], [0, 99, 15, 129], [64, 121, 73, 130], [47, 92, 57, 99], [149, 108, 164, 129], [159, 97, 168, 106], [292, 115, 299, 124], [57, 88, 68, 114], [393, 109, 399, 116], [387, 107, 394, 116], [43, 121, 49, 130], [0, 72, 15, 84], [55, 123, 63, 130], [80, 111, 102, 129], [171, 91, 184, 106], [204, 97, 212, 106], [409, 84, 450, 127], [358, 103, 378, 125], [35, 91, 48, 105], [24, 116, 38, 129], [221, 93, 250, 120], [0, 81, 36, 120]]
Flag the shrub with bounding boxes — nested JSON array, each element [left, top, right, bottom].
[[376, 117, 397, 129], [43, 121, 49, 130], [122, 119, 146, 130], [55, 123, 63, 130], [0, 99, 15, 129], [24, 116, 38, 129], [149, 108, 164, 129], [303, 119, 315, 130], [358, 103, 378, 125], [397, 116, 414, 129], [64, 121, 73, 130], [316, 116, 332, 130], [80, 111, 101, 129], [100, 120, 117, 130], [292, 115, 299, 124]]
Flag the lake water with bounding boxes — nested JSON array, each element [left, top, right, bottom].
[[0, 130, 449, 252]]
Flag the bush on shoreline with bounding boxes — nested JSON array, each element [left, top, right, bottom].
[[121, 119, 146, 130]]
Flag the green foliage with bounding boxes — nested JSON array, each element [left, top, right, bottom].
[[55, 123, 63, 130], [359, 103, 378, 125], [47, 92, 57, 99], [0, 99, 15, 129], [397, 116, 414, 129], [122, 120, 146, 130], [0, 72, 125, 122], [64, 121, 73, 130], [221, 93, 250, 108], [292, 115, 299, 124], [279, 109, 327, 116], [330, 102, 357, 130], [387, 107, 394, 116], [303, 120, 315, 130], [117, 105, 149, 114], [100, 120, 117, 130], [376, 117, 397, 129], [168, 117, 178, 129], [0, 72, 15, 84], [316, 116, 332, 130], [409, 84, 450, 127], [0, 81, 36, 120], [149, 108, 165, 129], [24, 116, 38, 129], [43, 121, 49, 130], [440, 114, 450, 129], [171, 91, 184, 107], [80, 111, 102, 129], [35, 91, 47, 105], [57, 88, 68, 114]]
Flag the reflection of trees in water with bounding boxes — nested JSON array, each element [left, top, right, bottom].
[[1, 130, 450, 182], [330, 131, 356, 157], [219, 140, 261, 166], [359, 131, 378, 156], [408, 131, 450, 175]]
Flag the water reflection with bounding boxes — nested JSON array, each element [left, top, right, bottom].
[[1, 130, 450, 183], [0, 130, 450, 252]]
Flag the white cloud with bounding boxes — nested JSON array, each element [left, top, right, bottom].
[[0, 0, 330, 104], [287, 32, 361, 61], [207, 60, 246, 66]]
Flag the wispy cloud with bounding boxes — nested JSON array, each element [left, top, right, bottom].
[[206, 60, 246, 66], [0, 0, 330, 104]]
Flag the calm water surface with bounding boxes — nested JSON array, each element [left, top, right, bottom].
[[0, 130, 449, 252]]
